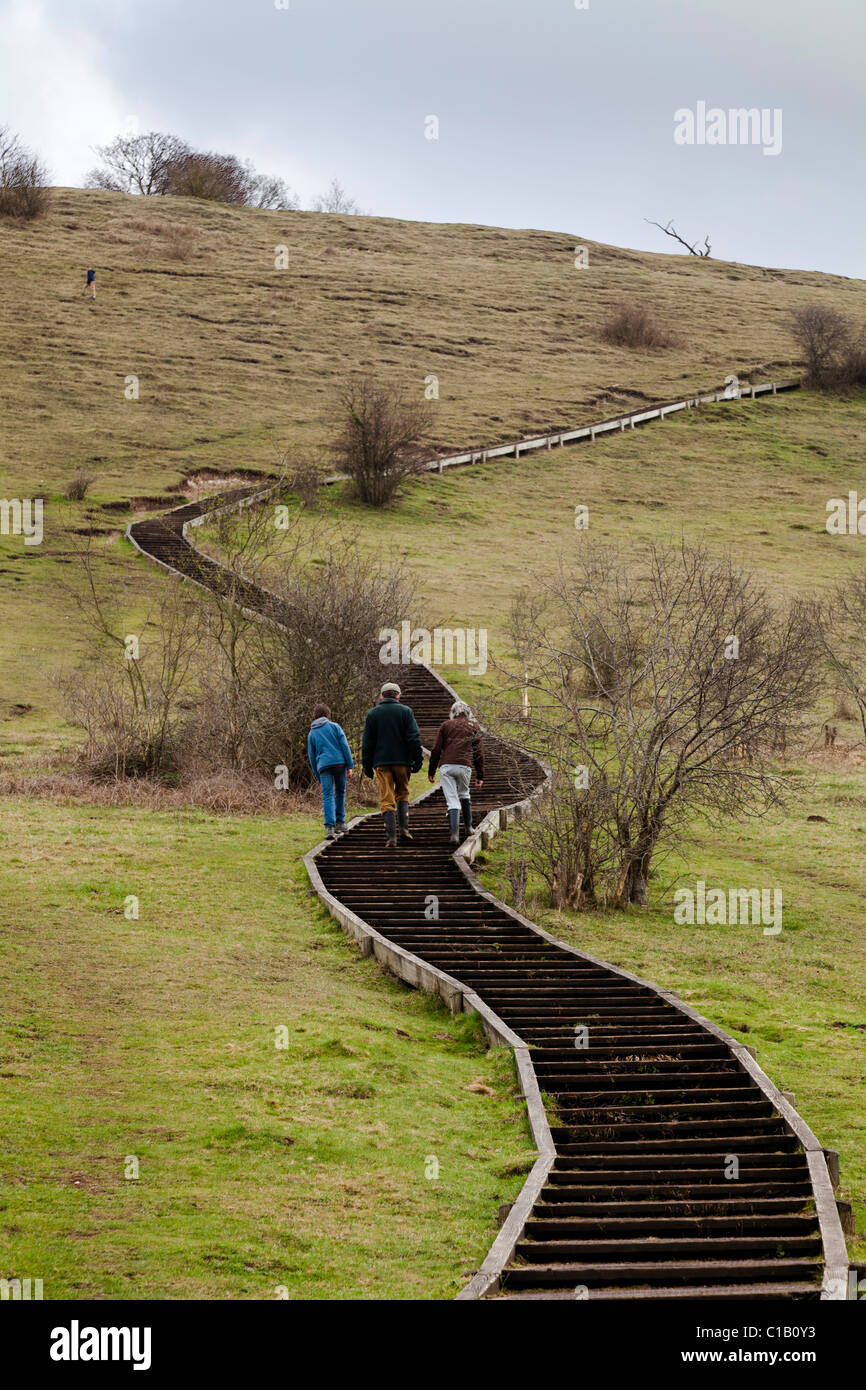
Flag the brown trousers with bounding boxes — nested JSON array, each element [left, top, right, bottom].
[[374, 764, 410, 812]]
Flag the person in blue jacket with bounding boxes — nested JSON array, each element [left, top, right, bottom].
[[307, 703, 354, 840]]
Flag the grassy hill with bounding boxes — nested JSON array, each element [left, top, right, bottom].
[[2, 190, 865, 1290], [2, 186, 866, 505], [3, 187, 866, 746]]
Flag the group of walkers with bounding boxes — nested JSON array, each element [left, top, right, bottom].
[[306, 681, 484, 848]]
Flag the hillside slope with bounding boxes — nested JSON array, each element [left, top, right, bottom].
[[2, 187, 865, 502]]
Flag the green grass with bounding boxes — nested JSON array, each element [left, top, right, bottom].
[[0, 800, 534, 1299], [479, 761, 866, 1263], [242, 386, 866, 719], [3, 192, 865, 1292]]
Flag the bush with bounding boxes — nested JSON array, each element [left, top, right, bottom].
[[600, 300, 682, 350], [312, 178, 360, 214], [0, 127, 50, 221], [333, 377, 433, 507], [791, 304, 866, 391], [86, 130, 299, 209], [65, 471, 95, 501], [282, 447, 328, 508], [59, 508, 425, 788]]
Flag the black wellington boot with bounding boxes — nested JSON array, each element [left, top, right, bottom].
[[383, 810, 398, 847], [397, 801, 413, 841], [448, 807, 461, 845], [460, 798, 475, 836]]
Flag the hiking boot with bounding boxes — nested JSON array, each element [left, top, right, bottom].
[[397, 801, 413, 840], [460, 798, 475, 836], [448, 807, 461, 845], [325, 825, 338, 841], [383, 810, 398, 847], [335, 821, 347, 836]]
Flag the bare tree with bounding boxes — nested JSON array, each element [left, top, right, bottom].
[[494, 541, 821, 907], [248, 172, 300, 210], [86, 130, 299, 209], [85, 131, 190, 195], [57, 544, 205, 778], [333, 378, 433, 506], [247, 541, 423, 783], [312, 177, 361, 214], [818, 572, 866, 743], [57, 493, 423, 788], [0, 126, 50, 220], [645, 218, 711, 257], [790, 305, 865, 390]]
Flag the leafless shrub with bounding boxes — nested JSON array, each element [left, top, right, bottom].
[[249, 173, 299, 210], [600, 300, 683, 350], [56, 499, 424, 790], [492, 540, 821, 908], [817, 572, 866, 742], [162, 224, 199, 260], [282, 446, 328, 508], [65, 471, 95, 502], [833, 691, 857, 722], [0, 762, 318, 815], [791, 304, 866, 391], [333, 377, 433, 507], [54, 546, 206, 779], [0, 126, 50, 221], [164, 150, 251, 203], [504, 842, 528, 911], [312, 177, 360, 214], [242, 542, 424, 784]]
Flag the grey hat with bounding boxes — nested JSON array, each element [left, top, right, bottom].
[[381, 681, 401, 696]]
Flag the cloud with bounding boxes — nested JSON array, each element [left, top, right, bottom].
[[0, 0, 130, 184]]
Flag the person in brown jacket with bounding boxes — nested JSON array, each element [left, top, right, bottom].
[[427, 700, 484, 845]]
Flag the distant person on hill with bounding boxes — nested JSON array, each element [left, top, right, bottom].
[[361, 682, 423, 847], [82, 267, 96, 300], [428, 700, 484, 845], [307, 703, 354, 840]]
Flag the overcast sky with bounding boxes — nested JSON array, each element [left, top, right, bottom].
[[2, 0, 863, 276]]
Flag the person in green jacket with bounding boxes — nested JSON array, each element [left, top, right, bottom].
[[361, 681, 423, 847]]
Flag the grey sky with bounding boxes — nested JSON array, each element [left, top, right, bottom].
[[3, 0, 863, 275]]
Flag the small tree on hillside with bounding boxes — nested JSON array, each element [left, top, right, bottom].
[[312, 178, 360, 214], [791, 305, 851, 387], [333, 378, 433, 507], [494, 541, 821, 907], [818, 571, 866, 743], [85, 131, 190, 195], [0, 126, 50, 220], [791, 304, 866, 390], [86, 130, 299, 209]]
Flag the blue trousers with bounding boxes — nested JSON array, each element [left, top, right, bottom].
[[320, 765, 347, 826]]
